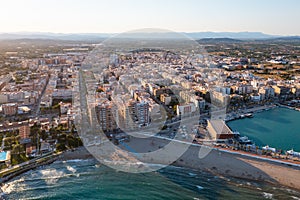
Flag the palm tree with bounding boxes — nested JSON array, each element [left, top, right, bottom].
[[12, 144, 24, 155]]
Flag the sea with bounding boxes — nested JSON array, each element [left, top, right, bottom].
[[2, 107, 300, 199], [227, 107, 300, 152], [1, 158, 300, 200]]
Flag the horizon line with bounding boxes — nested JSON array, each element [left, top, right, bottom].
[[0, 30, 292, 35]]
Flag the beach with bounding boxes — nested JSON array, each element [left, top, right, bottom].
[[2, 138, 299, 199], [58, 146, 94, 161], [67, 136, 300, 191]]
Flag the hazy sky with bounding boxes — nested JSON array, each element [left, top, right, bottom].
[[0, 0, 299, 35]]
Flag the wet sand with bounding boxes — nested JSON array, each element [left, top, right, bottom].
[[61, 137, 300, 191], [126, 136, 300, 191], [58, 146, 95, 161]]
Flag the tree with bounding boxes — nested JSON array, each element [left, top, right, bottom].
[[12, 144, 24, 155], [39, 130, 48, 141], [56, 143, 66, 152]]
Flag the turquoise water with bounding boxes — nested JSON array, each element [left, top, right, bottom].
[[2, 107, 300, 199], [0, 152, 7, 161], [2, 159, 300, 199], [227, 107, 300, 152]]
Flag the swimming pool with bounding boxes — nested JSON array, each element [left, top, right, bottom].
[[0, 151, 7, 161]]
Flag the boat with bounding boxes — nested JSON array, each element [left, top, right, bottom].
[[233, 131, 240, 136], [262, 145, 276, 153], [238, 136, 252, 144], [245, 113, 253, 118], [287, 149, 300, 157]]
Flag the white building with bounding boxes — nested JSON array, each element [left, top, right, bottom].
[[176, 103, 196, 116]]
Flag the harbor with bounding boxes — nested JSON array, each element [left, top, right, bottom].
[[227, 107, 300, 152], [225, 104, 277, 122]]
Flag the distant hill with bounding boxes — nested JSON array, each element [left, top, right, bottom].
[[186, 32, 277, 39], [197, 38, 242, 43], [0, 31, 294, 41], [267, 36, 300, 42], [0, 32, 110, 41]]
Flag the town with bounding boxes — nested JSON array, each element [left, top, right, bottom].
[[0, 37, 300, 176]]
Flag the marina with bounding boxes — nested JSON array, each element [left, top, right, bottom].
[[227, 107, 300, 152]]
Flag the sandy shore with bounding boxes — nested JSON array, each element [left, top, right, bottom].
[[58, 146, 95, 161], [145, 137, 300, 191], [61, 137, 300, 191]]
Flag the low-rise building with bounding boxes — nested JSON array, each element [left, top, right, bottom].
[[2, 103, 18, 116], [207, 119, 234, 140], [160, 93, 171, 105], [176, 103, 196, 116]]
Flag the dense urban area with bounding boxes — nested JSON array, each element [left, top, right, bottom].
[[0, 37, 300, 175]]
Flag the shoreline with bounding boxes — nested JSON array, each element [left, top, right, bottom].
[[0, 153, 60, 184], [225, 104, 277, 122], [57, 146, 95, 161], [227, 105, 300, 153], [118, 136, 300, 191], [1, 142, 299, 194], [58, 137, 300, 192]]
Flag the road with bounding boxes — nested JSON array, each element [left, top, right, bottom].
[[1, 135, 5, 151], [34, 75, 50, 117]]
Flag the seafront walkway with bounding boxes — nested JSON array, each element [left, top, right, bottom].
[[0, 152, 61, 183], [216, 147, 300, 167], [133, 131, 300, 168]]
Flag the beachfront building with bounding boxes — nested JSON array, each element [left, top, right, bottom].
[[118, 99, 150, 130], [135, 100, 150, 127], [233, 84, 253, 95], [95, 101, 118, 132], [273, 85, 290, 96], [207, 119, 234, 140], [118, 101, 137, 130], [211, 91, 230, 106], [259, 86, 275, 100]]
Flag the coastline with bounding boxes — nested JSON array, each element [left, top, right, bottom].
[[0, 153, 60, 184], [227, 105, 300, 152], [119, 136, 300, 191], [225, 104, 277, 122], [57, 137, 300, 192], [57, 146, 95, 161], [1, 140, 299, 196]]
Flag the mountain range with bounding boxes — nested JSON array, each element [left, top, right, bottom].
[[0, 31, 299, 41]]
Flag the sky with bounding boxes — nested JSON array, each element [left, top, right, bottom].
[[0, 0, 299, 35]]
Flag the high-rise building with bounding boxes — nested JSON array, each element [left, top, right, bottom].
[[19, 125, 30, 139], [118, 100, 150, 130], [135, 100, 150, 127], [95, 101, 118, 132]]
